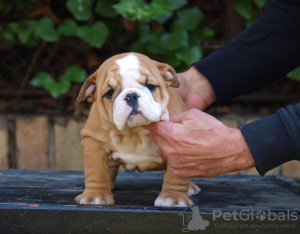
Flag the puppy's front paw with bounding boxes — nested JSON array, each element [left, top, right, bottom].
[[75, 189, 114, 205], [188, 181, 201, 196], [154, 192, 194, 207]]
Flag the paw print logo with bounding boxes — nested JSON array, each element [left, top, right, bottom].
[[256, 210, 266, 221]]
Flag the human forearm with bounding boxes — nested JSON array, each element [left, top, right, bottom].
[[239, 104, 300, 175]]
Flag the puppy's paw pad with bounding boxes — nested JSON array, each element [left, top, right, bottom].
[[188, 182, 201, 196]]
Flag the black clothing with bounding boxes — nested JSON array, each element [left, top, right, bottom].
[[193, 0, 300, 175]]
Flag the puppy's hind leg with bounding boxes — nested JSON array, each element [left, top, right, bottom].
[[108, 155, 120, 190]]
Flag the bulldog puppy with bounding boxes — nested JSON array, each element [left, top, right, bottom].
[[75, 52, 200, 207]]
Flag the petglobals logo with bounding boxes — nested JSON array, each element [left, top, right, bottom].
[[179, 207, 298, 232], [213, 209, 298, 222]]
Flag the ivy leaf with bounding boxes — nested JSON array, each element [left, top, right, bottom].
[[61, 65, 88, 83], [254, 0, 268, 9], [178, 7, 204, 31], [235, 0, 253, 20], [57, 19, 78, 36], [287, 66, 300, 81], [35, 17, 59, 42], [175, 46, 204, 66], [3, 29, 14, 41], [201, 26, 215, 39], [30, 72, 71, 98], [159, 21, 188, 51], [44, 79, 71, 98], [168, 0, 188, 10], [77, 21, 109, 48], [8, 22, 19, 33], [66, 0, 92, 21], [246, 10, 260, 27], [17, 20, 37, 44], [155, 12, 173, 24], [95, 0, 117, 18], [30, 72, 53, 88], [113, 0, 145, 21]]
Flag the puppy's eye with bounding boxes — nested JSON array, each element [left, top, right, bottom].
[[146, 84, 157, 92], [104, 88, 114, 99]]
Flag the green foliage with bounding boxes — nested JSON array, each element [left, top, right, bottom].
[[0, 0, 211, 98], [4, 0, 294, 99], [127, 2, 209, 69], [235, 0, 268, 28], [76, 21, 109, 48], [30, 66, 88, 98], [287, 67, 300, 81], [35, 17, 59, 42], [66, 0, 92, 21]]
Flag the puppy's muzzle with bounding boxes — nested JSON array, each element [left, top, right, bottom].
[[125, 93, 141, 114]]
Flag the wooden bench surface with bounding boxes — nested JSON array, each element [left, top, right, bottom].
[[0, 170, 300, 233]]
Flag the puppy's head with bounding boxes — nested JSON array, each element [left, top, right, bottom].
[[77, 53, 179, 131]]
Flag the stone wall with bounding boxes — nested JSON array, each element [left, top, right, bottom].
[[0, 114, 299, 180]]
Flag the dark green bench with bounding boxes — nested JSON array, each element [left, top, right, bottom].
[[0, 170, 299, 233]]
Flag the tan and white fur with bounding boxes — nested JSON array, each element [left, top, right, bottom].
[[75, 52, 200, 207]]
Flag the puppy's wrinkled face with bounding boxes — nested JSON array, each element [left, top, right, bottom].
[[77, 53, 179, 131], [104, 54, 165, 130]]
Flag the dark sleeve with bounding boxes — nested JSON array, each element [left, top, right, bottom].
[[239, 104, 300, 175], [193, 0, 300, 104]]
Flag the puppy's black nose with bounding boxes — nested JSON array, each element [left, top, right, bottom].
[[125, 93, 139, 108]]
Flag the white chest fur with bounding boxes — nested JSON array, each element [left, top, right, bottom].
[[109, 128, 165, 171]]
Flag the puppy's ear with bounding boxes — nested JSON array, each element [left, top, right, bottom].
[[155, 61, 180, 88], [76, 71, 97, 103]]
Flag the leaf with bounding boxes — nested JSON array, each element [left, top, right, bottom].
[[77, 21, 109, 48], [35, 17, 59, 42], [113, 0, 145, 21], [168, 0, 188, 10], [8, 22, 19, 33], [30, 72, 53, 88], [44, 79, 71, 98], [175, 46, 204, 66], [235, 0, 253, 20], [178, 7, 204, 31], [155, 12, 173, 24], [95, 0, 117, 18], [66, 0, 92, 21], [30, 71, 71, 98], [287, 66, 300, 81], [201, 26, 215, 39], [159, 21, 188, 51], [3, 30, 14, 41], [61, 65, 88, 83], [254, 0, 268, 9], [17, 20, 37, 44], [57, 19, 78, 36], [246, 10, 260, 27]]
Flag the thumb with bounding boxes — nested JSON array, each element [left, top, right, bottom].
[[170, 109, 200, 123], [143, 120, 175, 137]]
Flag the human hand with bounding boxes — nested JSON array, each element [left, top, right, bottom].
[[176, 67, 216, 110], [144, 109, 255, 178]]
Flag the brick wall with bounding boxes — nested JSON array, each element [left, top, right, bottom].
[[0, 114, 299, 180]]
